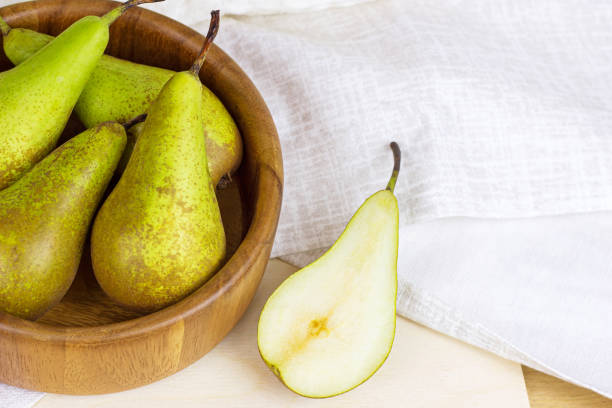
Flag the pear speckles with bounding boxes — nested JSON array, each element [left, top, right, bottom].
[[0, 15, 109, 190], [91, 13, 227, 312], [0, 123, 126, 320], [0, 0, 163, 192], [2, 17, 242, 188]]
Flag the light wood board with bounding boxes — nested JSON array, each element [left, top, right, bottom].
[[34, 260, 529, 407], [524, 367, 612, 408]]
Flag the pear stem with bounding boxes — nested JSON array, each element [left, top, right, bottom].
[[122, 114, 147, 130], [386, 142, 401, 193], [189, 10, 220, 76], [101, 0, 165, 26], [0, 15, 11, 37]]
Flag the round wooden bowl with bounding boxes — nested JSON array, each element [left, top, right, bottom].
[[0, 0, 282, 395]]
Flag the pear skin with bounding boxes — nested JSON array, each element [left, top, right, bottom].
[[0, 16, 242, 186], [0, 17, 108, 190], [0, 122, 127, 320], [257, 143, 401, 398], [91, 12, 226, 312], [0, 24, 52, 64], [0, 0, 163, 191]]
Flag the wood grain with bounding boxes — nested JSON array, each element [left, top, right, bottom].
[[0, 0, 282, 395], [31, 260, 531, 408], [524, 366, 612, 408]]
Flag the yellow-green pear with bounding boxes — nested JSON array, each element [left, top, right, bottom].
[[0, 0, 162, 191], [258, 143, 401, 398], [91, 12, 226, 312], [0, 13, 242, 187], [0, 122, 127, 320]]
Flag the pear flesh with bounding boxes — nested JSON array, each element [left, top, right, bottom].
[[0, 122, 126, 320], [0, 22, 242, 186], [91, 13, 226, 312], [258, 145, 400, 398]]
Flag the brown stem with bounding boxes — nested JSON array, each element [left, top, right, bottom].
[[216, 174, 232, 190], [189, 10, 220, 76], [122, 114, 148, 130], [386, 142, 401, 193], [102, 0, 165, 26]]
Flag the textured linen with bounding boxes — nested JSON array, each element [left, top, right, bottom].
[[283, 212, 612, 397], [150, 0, 372, 17], [0, 384, 43, 408], [203, 0, 612, 398], [2, 0, 612, 404]]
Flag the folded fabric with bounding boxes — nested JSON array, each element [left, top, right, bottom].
[[284, 212, 612, 398], [150, 0, 372, 16], [0, 383, 43, 408], [202, 0, 612, 258]]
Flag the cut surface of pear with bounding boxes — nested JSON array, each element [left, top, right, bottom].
[[258, 143, 401, 398]]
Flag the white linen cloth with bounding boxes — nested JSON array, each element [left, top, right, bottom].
[[1, 0, 612, 405]]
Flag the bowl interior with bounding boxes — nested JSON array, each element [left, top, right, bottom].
[[0, 2, 251, 327]]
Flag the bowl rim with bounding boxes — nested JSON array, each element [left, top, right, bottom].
[[0, 0, 283, 344]]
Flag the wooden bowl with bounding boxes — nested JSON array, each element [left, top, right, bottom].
[[0, 0, 282, 395]]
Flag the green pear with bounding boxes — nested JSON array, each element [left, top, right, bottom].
[[0, 122, 127, 320], [257, 143, 401, 398], [0, 0, 162, 191], [91, 12, 226, 312], [0, 15, 242, 187]]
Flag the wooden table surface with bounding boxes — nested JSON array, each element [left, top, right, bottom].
[[33, 365, 612, 407], [523, 367, 612, 407], [30, 260, 612, 407], [32, 260, 530, 408]]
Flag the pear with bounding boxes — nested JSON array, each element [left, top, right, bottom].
[[0, 122, 127, 320], [257, 143, 401, 398], [0, 0, 162, 191], [91, 12, 227, 312], [0, 15, 242, 187]]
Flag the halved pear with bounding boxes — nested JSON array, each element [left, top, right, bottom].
[[258, 143, 401, 398]]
